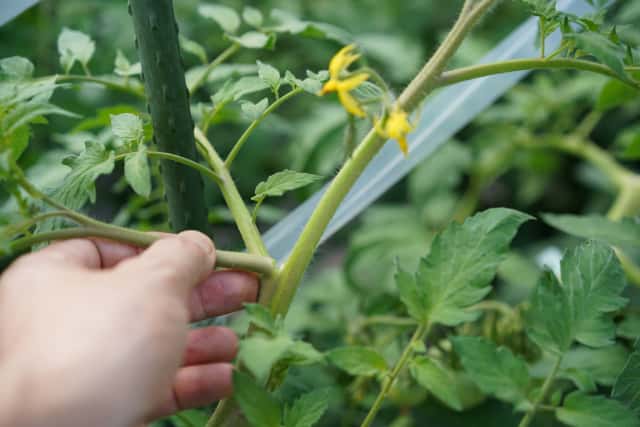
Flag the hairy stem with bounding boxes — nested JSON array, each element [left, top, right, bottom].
[[360, 323, 429, 427], [8, 227, 274, 275], [518, 356, 562, 427], [437, 59, 640, 90], [225, 88, 303, 169]]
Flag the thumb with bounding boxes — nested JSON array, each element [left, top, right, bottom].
[[116, 231, 216, 300]]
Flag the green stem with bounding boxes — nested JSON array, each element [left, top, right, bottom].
[[189, 44, 240, 94], [398, 0, 498, 112], [360, 323, 429, 427], [115, 150, 221, 185], [518, 356, 562, 427], [56, 74, 145, 98], [225, 88, 303, 169], [437, 59, 640, 90], [8, 227, 274, 275], [539, 18, 546, 58], [194, 128, 270, 258]]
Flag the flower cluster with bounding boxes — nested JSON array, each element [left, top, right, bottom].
[[319, 44, 413, 156]]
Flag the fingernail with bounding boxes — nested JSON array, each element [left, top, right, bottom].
[[179, 231, 215, 255]]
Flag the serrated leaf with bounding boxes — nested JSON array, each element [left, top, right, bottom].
[[54, 141, 115, 208], [179, 35, 208, 64], [396, 208, 531, 325], [110, 113, 144, 146], [556, 391, 639, 427], [124, 146, 151, 198], [327, 346, 388, 377], [252, 170, 323, 203], [570, 32, 627, 80], [410, 356, 464, 411], [241, 98, 269, 121], [528, 241, 628, 355], [612, 340, 640, 416], [228, 32, 273, 49], [618, 313, 640, 340], [198, 4, 240, 34], [114, 50, 141, 77], [543, 213, 640, 249], [452, 336, 531, 405], [280, 341, 325, 366], [233, 371, 281, 427], [0, 57, 34, 80], [268, 9, 352, 44], [239, 334, 293, 382], [283, 389, 329, 427], [257, 61, 280, 90], [57, 28, 95, 73], [243, 7, 263, 28]]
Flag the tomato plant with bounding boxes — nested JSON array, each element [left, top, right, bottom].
[[1, 0, 640, 426]]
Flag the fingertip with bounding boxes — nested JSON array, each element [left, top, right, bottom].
[[178, 231, 215, 258]]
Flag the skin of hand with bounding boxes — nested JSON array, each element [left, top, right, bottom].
[[0, 231, 259, 427]]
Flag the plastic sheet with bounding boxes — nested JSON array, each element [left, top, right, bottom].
[[263, 0, 594, 263]]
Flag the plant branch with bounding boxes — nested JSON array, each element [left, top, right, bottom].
[[194, 127, 270, 256], [56, 74, 145, 98], [436, 58, 640, 90], [189, 44, 240, 94], [8, 227, 274, 275], [114, 150, 221, 185], [518, 356, 562, 427], [360, 323, 429, 427], [225, 88, 303, 169]]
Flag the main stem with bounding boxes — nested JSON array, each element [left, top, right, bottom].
[[360, 323, 429, 427], [518, 356, 562, 427]]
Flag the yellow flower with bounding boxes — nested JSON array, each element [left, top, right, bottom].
[[376, 108, 413, 156], [319, 44, 370, 117]]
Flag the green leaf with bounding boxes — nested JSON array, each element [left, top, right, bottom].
[[612, 340, 640, 416], [54, 141, 115, 207], [556, 391, 639, 427], [244, 303, 279, 334], [396, 208, 531, 325], [410, 356, 464, 411], [570, 32, 627, 79], [114, 50, 141, 77], [243, 7, 264, 28], [198, 4, 241, 34], [257, 61, 281, 91], [252, 170, 323, 203], [327, 346, 388, 377], [0, 57, 34, 80], [596, 79, 639, 111], [169, 409, 210, 427], [452, 336, 531, 405], [618, 313, 640, 340], [268, 9, 352, 44], [228, 32, 273, 49], [283, 389, 329, 427], [57, 28, 95, 73], [124, 146, 151, 198], [241, 98, 269, 121], [527, 270, 574, 355], [543, 213, 640, 249], [233, 371, 282, 427], [179, 35, 208, 64], [110, 113, 144, 146], [528, 241, 628, 355], [239, 334, 293, 382]]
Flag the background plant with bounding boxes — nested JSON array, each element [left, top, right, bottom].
[[1, 1, 640, 427]]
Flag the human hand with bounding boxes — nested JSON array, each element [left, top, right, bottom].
[[0, 232, 259, 427]]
